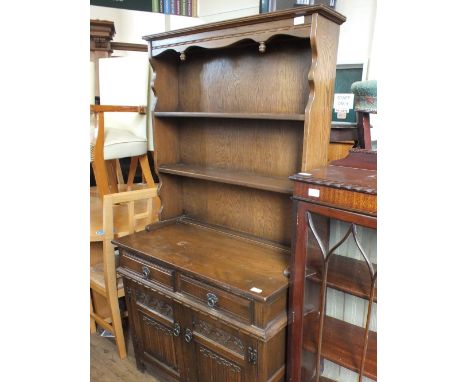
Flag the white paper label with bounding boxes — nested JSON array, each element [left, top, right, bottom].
[[250, 287, 263, 293], [336, 110, 347, 119], [333, 93, 354, 111], [308, 188, 320, 197], [293, 16, 305, 25]]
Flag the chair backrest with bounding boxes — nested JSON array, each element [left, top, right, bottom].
[[98, 55, 150, 140], [102, 187, 158, 289]]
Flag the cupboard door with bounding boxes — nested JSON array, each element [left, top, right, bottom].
[[126, 280, 185, 380], [183, 311, 256, 382]]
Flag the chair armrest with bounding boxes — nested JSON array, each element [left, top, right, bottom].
[[90, 104, 147, 165], [90, 105, 146, 114]]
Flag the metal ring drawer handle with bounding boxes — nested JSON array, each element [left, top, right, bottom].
[[206, 292, 218, 308], [173, 322, 181, 337], [142, 266, 150, 280], [184, 328, 193, 343]]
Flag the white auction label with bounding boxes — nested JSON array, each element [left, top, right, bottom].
[[308, 188, 320, 197], [293, 16, 305, 25], [250, 287, 263, 293], [336, 110, 347, 119], [333, 93, 354, 111]]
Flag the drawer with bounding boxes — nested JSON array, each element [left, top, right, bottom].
[[178, 274, 252, 324], [294, 182, 377, 215], [120, 250, 174, 290]]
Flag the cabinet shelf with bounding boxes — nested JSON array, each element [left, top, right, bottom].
[[306, 255, 377, 302], [154, 111, 306, 121], [158, 163, 294, 194], [302, 312, 377, 380], [155, 112, 357, 141]]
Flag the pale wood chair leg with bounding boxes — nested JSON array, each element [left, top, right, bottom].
[[92, 161, 111, 197], [115, 159, 124, 184], [127, 157, 139, 189], [90, 294, 97, 334], [108, 290, 126, 359], [105, 160, 119, 194], [139, 154, 155, 188]]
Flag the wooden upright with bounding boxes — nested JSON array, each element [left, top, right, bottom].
[[113, 6, 346, 382]]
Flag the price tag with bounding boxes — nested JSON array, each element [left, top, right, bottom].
[[308, 188, 320, 198], [250, 287, 263, 294], [336, 110, 347, 119], [293, 16, 305, 25], [333, 93, 354, 112]]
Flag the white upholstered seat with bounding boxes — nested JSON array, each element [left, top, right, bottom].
[[90, 55, 155, 196]]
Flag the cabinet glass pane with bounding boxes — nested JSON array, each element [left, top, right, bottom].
[[302, 215, 377, 382]]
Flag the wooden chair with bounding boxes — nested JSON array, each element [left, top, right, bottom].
[[90, 55, 156, 198], [90, 187, 158, 359]]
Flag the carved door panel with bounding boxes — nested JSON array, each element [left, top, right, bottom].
[[126, 280, 186, 380], [182, 310, 257, 382]]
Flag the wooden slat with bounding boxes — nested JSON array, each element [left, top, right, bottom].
[[307, 255, 377, 302], [91, 105, 146, 113], [302, 313, 377, 380], [158, 163, 294, 194], [155, 111, 305, 121], [90, 186, 157, 242]]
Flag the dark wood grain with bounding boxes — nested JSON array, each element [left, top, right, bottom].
[[181, 179, 293, 245], [302, 13, 341, 170], [116, 219, 289, 302], [302, 313, 377, 380], [177, 118, 303, 178], [176, 38, 311, 115], [143, 6, 345, 42], [330, 148, 377, 170], [158, 163, 294, 194]]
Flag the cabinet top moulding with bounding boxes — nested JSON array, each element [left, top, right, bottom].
[[143, 5, 346, 56]]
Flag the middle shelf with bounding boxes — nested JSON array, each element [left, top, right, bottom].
[[158, 163, 294, 194], [154, 112, 357, 142], [306, 255, 377, 302]]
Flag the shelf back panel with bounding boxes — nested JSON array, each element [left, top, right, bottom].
[[176, 38, 311, 114], [182, 178, 292, 245], [158, 173, 292, 245], [178, 119, 303, 178]]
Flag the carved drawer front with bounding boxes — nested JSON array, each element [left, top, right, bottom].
[[178, 274, 252, 324], [120, 250, 174, 290], [130, 282, 175, 322]]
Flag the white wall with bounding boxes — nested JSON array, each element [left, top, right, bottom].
[[335, 0, 376, 78], [90, 5, 204, 43], [197, 0, 259, 23]]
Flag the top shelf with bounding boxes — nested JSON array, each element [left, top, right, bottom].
[[154, 111, 305, 121]]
